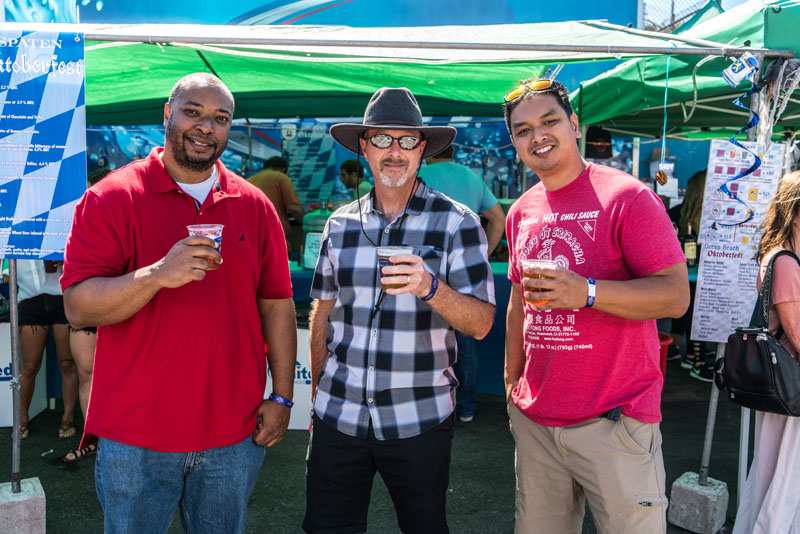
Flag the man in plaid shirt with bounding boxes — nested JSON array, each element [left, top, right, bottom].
[[303, 87, 496, 534]]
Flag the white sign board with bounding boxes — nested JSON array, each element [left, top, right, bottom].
[[265, 327, 311, 431], [0, 323, 47, 427], [691, 140, 786, 343]]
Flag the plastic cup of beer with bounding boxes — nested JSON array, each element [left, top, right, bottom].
[[187, 224, 224, 267], [521, 259, 561, 307], [376, 246, 414, 290]]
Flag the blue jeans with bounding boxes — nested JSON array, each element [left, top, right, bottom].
[[95, 436, 265, 534], [454, 332, 478, 418]]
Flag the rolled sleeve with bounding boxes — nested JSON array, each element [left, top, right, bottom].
[[446, 211, 495, 305], [61, 190, 129, 291], [310, 220, 338, 300]]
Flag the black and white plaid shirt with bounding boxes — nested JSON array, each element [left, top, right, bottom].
[[311, 180, 495, 440]]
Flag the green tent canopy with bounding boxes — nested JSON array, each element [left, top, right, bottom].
[[2, 19, 775, 124], [573, 0, 800, 138]]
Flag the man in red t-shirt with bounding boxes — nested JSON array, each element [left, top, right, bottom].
[[503, 79, 689, 534], [61, 73, 296, 534]]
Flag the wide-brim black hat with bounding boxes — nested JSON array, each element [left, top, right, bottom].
[[330, 87, 456, 158]]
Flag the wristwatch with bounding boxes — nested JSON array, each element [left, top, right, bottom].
[[586, 277, 597, 308]]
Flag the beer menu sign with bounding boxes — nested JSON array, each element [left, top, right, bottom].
[[691, 139, 785, 343]]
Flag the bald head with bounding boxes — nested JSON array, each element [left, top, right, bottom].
[[168, 73, 234, 111]]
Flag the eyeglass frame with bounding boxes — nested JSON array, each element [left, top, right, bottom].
[[363, 132, 425, 151]]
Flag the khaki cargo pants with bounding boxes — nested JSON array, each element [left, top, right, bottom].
[[509, 403, 667, 534]]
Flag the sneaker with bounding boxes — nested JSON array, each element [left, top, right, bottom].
[[666, 344, 683, 361], [458, 414, 474, 423], [690, 361, 714, 383], [682, 341, 702, 369], [680, 353, 697, 370]]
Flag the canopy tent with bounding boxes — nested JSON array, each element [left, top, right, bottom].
[[5, 19, 789, 124], [572, 0, 800, 138]]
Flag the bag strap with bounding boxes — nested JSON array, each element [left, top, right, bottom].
[[752, 249, 800, 335]]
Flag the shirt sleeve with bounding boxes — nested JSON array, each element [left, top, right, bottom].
[[310, 218, 338, 300], [506, 206, 521, 285], [446, 211, 495, 305], [257, 198, 293, 300], [772, 254, 800, 305], [61, 190, 130, 291], [619, 188, 686, 278], [477, 180, 498, 213]]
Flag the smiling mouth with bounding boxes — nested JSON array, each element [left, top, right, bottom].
[[186, 136, 215, 151], [532, 145, 555, 156]]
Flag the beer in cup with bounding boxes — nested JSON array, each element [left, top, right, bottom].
[[187, 224, 224, 268], [376, 246, 414, 290], [521, 259, 562, 307]]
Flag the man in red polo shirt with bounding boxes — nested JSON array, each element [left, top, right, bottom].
[[61, 73, 296, 534]]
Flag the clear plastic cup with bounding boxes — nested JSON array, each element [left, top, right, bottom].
[[376, 246, 414, 289], [187, 224, 224, 252], [521, 258, 562, 307]]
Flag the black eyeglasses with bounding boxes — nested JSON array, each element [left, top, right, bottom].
[[367, 133, 423, 150]]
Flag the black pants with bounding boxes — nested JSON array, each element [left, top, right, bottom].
[[303, 415, 454, 534]]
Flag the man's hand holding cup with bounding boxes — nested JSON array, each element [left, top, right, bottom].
[[151, 225, 224, 289], [377, 246, 430, 298], [521, 259, 587, 311]]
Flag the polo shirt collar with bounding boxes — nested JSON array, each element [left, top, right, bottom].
[[144, 147, 241, 199]]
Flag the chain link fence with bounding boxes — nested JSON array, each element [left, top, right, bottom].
[[642, 0, 711, 31]]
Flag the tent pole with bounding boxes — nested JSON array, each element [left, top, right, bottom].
[[579, 125, 588, 157], [632, 137, 640, 178], [738, 54, 767, 505]]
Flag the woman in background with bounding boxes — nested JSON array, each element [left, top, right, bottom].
[[733, 170, 800, 533]]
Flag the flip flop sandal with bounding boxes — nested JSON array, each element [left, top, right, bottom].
[[61, 443, 97, 464], [57, 424, 77, 439]]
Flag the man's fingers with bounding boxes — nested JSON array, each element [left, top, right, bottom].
[[182, 236, 217, 248], [390, 254, 420, 265]]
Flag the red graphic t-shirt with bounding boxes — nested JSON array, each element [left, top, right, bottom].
[[506, 163, 685, 426]]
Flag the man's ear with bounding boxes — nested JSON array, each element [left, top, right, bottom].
[[163, 102, 171, 129], [571, 113, 581, 138]]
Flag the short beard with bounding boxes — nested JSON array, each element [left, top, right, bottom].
[[378, 171, 412, 188], [165, 118, 227, 172]]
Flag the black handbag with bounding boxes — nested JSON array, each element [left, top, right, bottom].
[[715, 250, 800, 415]]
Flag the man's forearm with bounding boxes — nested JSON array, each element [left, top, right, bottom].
[[483, 205, 506, 255], [309, 299, 335, 398], [427, 281, 495, 340], [261, 299, 297, 400], [594, 267, 690, 320], [63, 265, 163, 328], [504, 286, 525, 401]]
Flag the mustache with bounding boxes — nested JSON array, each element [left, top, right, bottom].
[[380, 158, 408, 167]]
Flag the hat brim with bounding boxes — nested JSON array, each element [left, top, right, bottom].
[[330, 123, 456, 158]]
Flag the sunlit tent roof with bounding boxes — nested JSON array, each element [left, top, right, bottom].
[[572, 0, 800, 138], [5, 19, 789, 124]]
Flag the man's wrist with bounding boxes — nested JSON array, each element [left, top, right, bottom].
[[419, 273, 438, 301], [137, 261, 166, 290], [585, 277, 597, 308], [268, 393, 294, 408]]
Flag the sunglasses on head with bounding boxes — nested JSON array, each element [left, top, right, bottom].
[[366, 133, 423, 151], [504, 79, 567, 104]]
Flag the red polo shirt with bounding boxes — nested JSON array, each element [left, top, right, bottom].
[[61, 148, 293, 452]]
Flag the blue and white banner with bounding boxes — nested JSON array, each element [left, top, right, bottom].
[[0, 30, 86, 259]]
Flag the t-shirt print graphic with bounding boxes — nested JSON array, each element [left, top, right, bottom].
[[577, 218, 597, 242]]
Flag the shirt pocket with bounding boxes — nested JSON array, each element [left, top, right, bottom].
[[414, 245, 444, 279]]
